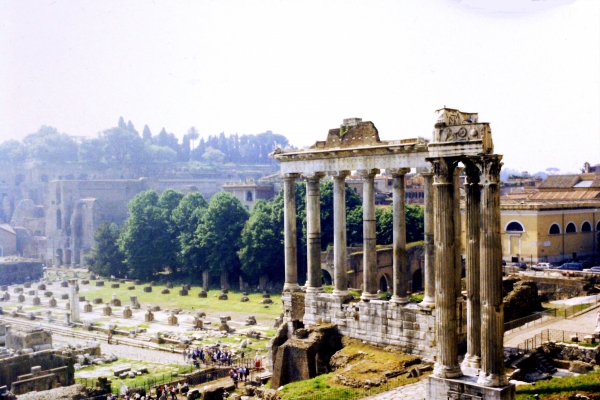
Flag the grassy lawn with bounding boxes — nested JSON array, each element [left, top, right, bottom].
[[81, 281, 282, 319], [516, 369, 600, 400]]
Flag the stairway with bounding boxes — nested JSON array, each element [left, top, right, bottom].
[[532, 350, 557, 374]]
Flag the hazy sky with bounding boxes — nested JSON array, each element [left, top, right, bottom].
[[1, 0, 598, 174]]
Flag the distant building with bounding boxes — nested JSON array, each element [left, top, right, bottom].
[[222, 181, 277, 210], [496, 173, 600, 263]]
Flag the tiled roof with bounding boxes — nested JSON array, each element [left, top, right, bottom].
[[537, 175, 581, 189]]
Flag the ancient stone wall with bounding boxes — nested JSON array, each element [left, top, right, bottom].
[[298, 293, 439, 360], [0, 260, 43, 285], [0, 349, 73, 390]]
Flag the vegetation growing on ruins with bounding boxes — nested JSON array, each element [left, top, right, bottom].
[[515, 368, 600, 399]]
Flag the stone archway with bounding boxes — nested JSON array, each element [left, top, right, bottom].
[[322, 269, 332, 285], [379, 273, 391, 293], [412, 268, 423, 292]]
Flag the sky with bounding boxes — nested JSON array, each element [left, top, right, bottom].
[[1, 0, 599, 175]]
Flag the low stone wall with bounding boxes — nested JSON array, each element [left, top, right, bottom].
[[0, 349, 74, 390], [11, 366, 69, 395], [541, 341, 600, 365], [0, 260, 43, 285], [293, 292, 454, 361]]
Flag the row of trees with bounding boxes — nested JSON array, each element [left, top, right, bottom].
[[86, 183, 424, 287], [0, 117, 289, 167]]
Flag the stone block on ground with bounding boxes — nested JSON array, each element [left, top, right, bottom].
[[128, 286, 135, 290], [198, 291, 207, 298], [60, 294, 69, 300], [161, 289, 170, 294], [93, 298, 103, 304], [166, 282, 173, 289], [143, 286, 152, 293], [179, 289, 188, 296], [95, 281, 104, 287], [111, 283, 120, 289], [218, 293, 228, 300]]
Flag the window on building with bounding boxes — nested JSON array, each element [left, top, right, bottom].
[[246, 191, 253, 201], [582, 221, 592, 232], [56, 209, 62, 230], [549, 223, 561, 235], [506, 221, 524, 232], [565, 222, 577, 233]]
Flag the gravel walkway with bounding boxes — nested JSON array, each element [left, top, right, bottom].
[[53, 333, 187, 365], [361, 381, 425, 400]]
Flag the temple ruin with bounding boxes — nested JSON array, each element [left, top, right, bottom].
[[271, 109, 515, 400]]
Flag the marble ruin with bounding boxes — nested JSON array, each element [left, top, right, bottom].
[[271, 109, 515, 400]]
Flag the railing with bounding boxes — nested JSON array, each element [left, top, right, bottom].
[[506, 328, 596, 355], [504, 293, 600, 333]]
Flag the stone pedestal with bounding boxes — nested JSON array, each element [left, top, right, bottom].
[[166, 282, 173, 289], [143, 286, 152, 293], [61, 281, 69, 287], [111, 294, 121, 307], [95, 281, 104, 287], [168, 313, 178, 325], [102, 304, 112, 316], [161, 289, 170, 294], [32, 296, 40, 306], [93, 298, 103, 304], [426, 376, 515, 400], [17, 294, 25, 302], [37, 284, 46, 290], [123, 306, 132, 318], [193, 316, 203, 329], [130, 296, 140, 309], [179, 289, 188, 296], [49, 297, 56, 307], [84, 301, 92, 312], [145, 311, 154, 322], [198, 290, 207, 298], [111, 283, 120, 289]]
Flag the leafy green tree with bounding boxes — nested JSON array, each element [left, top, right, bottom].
[[238, 200, 284, 285], [118, 116, 127, 129], [86, 222, 126, 277], [376, 206, 393, 245], [145, 144, 177, 162], [187, 127, 199, 150], [316, 181, 362, 250], [195, 192, 249, 288], [405, 203, 424, 243], [346, 205, 363, 246], [142, 125, 152, 142], [118, 191, 172, 280], [23, 126, 78, 163], [174, 192, 208, 276], [157, 189, 184, 273]]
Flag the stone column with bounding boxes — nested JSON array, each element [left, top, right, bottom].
[[454, 167, 464, 302], [390, 168, 410, 304], [420, 172, 435, 308], [477, 155, 506, 387], [331, 171, 351, 297], [68, 279, 80, 323], [430, 158, 462, 379], [283, 173, 301, 292], [462, 163, 481, 370], [305, 172, 325, 293], [360, 169, 380, 301]]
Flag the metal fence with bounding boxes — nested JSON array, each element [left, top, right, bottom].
[[507, 328, 595, 354], [503, 293, 600, 333]]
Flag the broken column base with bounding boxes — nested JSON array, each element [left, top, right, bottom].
[[426, 375, 515, 400]]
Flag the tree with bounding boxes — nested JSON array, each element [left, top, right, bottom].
[[187, 127, 199, 150], [86, 222, 126, 277], [78, 138, 104, 163], [316, 181, 362, 250], [118, 191, 172, 280], [346, 205, 363, 246], [405, 203, 424, 243], [0, 140, 27, 164], [118, 116, 127, 129], [102, 127, 146, 164], [23, 126, 78, 163], [142, 125, 152, 142], [371, 203, 424, 245], [238, 200, 284, 286], [376, 206, 393, 245], [173, 192, 208, 276], [202, 147, 225, 165], [195, 192, 249, 288]]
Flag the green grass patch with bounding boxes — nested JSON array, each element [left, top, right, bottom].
[[81, 284, 282, 320], [516, 369, 600, 399], [409, 293, 424, 303]]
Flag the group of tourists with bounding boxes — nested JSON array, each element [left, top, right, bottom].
[[228, 366, 250, 388], [183, 345, 235, 368]]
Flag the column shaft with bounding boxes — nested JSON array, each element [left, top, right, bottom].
[[463, 166, 481, 370], [283, 174, 301, 292], [360, 169, 379, 301], [431, 159, 462, 379], [333, 172, 350, 296], [420, 173, 435, 308], [306, 174, 324, 293], [391, 169, 410, 304], [478, 155, 506, 387], [454, 167, 464, 302]]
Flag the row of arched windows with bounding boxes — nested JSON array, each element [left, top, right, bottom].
[[505, 220, 600, 235]]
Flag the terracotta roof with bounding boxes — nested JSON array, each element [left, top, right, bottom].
[[537, 175, 581, 189], [529, 190, 600, 201]]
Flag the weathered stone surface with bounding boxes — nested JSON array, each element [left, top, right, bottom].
[[143, 286, 152, 292], [198, 290, 207, 298], [95, 281, 104, 287], [271, 324, 343, 388], [504, 281, 543, 322]]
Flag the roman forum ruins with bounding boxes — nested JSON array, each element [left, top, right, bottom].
[[271, 108, 515, 399]]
